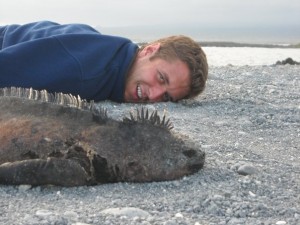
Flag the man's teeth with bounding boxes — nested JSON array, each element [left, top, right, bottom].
[[137, 85, 142, 99]]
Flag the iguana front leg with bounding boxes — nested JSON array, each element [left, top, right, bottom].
[[0, 158, 92, 186]]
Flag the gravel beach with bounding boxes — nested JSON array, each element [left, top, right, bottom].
[[1, 65, 299, 225]]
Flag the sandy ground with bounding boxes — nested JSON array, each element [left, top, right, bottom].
[[0, 65, 299, 225]]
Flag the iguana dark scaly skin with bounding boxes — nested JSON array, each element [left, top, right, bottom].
[[0, 87, 205, 186]]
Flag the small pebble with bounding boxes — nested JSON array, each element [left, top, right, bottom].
[[249, 191, 256, 197], [275, 221, 287, 225], [237, 164, 258, 175], [163, 220, 177, 225], [18, 184, 32, 191], [175, 212, 183, 218], [64, 211, 79, 220], [71, 223, 92, 225], [100, 207, 150, 218], [36, 209, 53, 217]]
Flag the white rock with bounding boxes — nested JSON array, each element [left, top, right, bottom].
[[100, 207, 150, 218], [18, 184, 32, 191], [237, 164, 258, 175], [276, 221, 287, 225], [175, 212, 183, 218], [249, 191, 256, 197], [64, 211, 79, 220], [71, 223, 91, 225], [36, 209, 53, 217]]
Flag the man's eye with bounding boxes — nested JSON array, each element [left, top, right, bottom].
[[159, 73, 165, 82]]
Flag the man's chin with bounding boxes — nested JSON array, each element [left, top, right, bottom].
[[125, 98, 147, 103], [124, 97, 138, 103]]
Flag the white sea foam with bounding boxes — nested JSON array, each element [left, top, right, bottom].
[[204, 47, 300, 66]]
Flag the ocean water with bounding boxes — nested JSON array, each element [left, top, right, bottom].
[[204, 47, 300, 66], [98, 25, 300, 67]]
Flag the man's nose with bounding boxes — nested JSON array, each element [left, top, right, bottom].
[[148, 86, 166, 102]]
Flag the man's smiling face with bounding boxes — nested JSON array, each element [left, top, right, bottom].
[[124, 43, 191, 103]]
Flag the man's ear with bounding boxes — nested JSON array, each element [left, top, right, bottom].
[[138, 43, 160, 58]]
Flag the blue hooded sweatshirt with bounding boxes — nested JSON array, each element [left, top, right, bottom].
[[0, 21, 138, 102]]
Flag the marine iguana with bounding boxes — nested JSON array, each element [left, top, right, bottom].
[[0, 87, 205, 186]]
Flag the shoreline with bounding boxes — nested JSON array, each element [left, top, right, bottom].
[[137, 41, 300, 49], [199, 41, 300, 48]]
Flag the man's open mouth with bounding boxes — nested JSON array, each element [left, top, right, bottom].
[[137, 84, 142, 99]]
